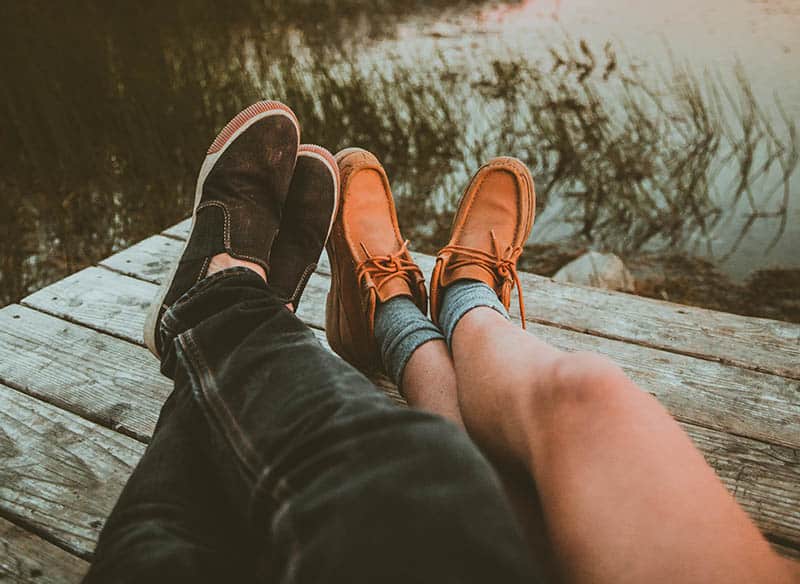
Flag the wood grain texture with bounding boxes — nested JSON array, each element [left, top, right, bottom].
[[22, 267, 153, 345], [161, 218, 191, 239], [157, 218, 800, 380], [20, 261, 800, 449], [0, 305, 168, 441], [274, 274, 800, 450], [0, 517, 88, 583], [0, 311, 796, 551], [1, 218, 797, 565], [678, 422, 800, 550], [0, 383, 144, 558], [101, 234, 182, 284]]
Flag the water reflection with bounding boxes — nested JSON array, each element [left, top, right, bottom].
[[0, 0, 797, 321]]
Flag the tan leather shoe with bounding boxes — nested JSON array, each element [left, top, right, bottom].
[[326, 148, 427, 373], [430, 157, 535, 328]]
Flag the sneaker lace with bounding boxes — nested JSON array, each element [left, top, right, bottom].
[[439, 229, 526, 329], [356, 239, 424, 337]]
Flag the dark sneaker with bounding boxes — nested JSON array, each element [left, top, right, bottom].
[[325, 148, 427, 374], [143, 100, 300, 358], [429, 157, 535, 328], [269, 144, 339, 309]]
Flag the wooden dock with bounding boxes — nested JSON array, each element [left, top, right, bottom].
[[1, 218, 798, 581]]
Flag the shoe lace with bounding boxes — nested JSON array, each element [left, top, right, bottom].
[[356, 239, 424, 337], [439, 229, 526, 329]]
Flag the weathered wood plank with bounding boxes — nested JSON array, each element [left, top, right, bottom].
[[94, 236, 800, 452], [511, 268, 800, 380], [159, 221, 800, 380], [0, 304, 356, 440], [413, 254, 800, 382], [2, 364, 797, 556], [8, 237, 799, 553], [680, 422, 800, 551], [161, 218, 191, 239], [2, 290, 798, 553], [0, 305, 168, 441], [0, 517, 88, 583], [20, 266, 330, 352], [0, 317, 797, 551], [23, 267, 153, 345], [292, 273, 800, 450], [101, 234, 182, 284], [0, 383, 144, 558], [20, 263, 800, 449]]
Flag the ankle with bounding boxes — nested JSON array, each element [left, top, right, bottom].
[[207, 253, 267, 283], [440, 280, 509, 347]]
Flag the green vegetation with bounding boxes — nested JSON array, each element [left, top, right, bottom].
[[0, 1, 796, 320]]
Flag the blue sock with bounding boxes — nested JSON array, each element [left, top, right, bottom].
[[439, 280, 509, 347], [374, 296, 445, 386]]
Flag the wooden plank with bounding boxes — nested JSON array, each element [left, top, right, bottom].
[[156, 220, 800, 380], [0, 305, 168, 441], [96, 232, 800, 445], [23, 267, 153, 345], [0, 383, 144, 558], [679, 422, 800, 551], [0, 517, 88, 583], [512, 268, 800, 380], [20, 263, 800, 449], [293, 273, 800, 450], [101, 234, 181, 284], [161, 218, 191, 239], [2, 287, 798, 552], [413, 254, 799, 381], [0, 307, 797, 551]]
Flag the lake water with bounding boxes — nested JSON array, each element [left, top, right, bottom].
[[1, 0, 797, 316], [387, 0, 800, 279]]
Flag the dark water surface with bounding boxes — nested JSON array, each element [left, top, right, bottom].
[[1, 1, 797, 319]]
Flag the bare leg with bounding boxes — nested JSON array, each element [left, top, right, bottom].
[[401, 339, 560, 581], [401, 340, 463, 426], [448, 307, 792, 584], [210, 254, 297, 313], [208, 253, 266, 281]]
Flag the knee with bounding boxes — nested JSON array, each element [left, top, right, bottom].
[[528, 351, 631, 413]]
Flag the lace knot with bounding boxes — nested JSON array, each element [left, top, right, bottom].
[[356, 240, 424, 337], [439, 229, 527, 329]]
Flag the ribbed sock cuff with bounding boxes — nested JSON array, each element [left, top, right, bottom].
[[374, 296, 445, 386], [439, 280, 509, 347]]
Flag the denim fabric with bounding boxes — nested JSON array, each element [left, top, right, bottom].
[[439, 279, 510, 347], [85, 268, 543, 584], [374, 296, 445, 386]]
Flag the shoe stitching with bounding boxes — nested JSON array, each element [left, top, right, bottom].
[[195, 256, 211, 284], [197, 200, 270, 267], [289, 263, 317, 307]]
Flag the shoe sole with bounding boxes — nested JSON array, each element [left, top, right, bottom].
[[298, 144, 340, 245], [143, 101, 301, 358]]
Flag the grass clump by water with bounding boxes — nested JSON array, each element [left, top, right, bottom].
[[0, 2, 796, 322]]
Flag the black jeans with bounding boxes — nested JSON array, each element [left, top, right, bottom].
[[85, 268, 543, 583]]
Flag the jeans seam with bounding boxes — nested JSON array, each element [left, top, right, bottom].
[[177, 329, 263, 483]]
